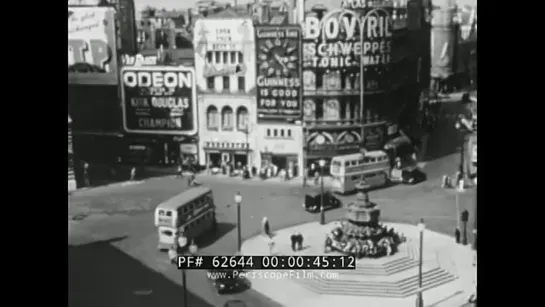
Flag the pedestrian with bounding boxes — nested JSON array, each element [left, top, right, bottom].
[[83, 162, 90, 187], [130, 167, 136, 181], [314, 171, 320, 185], [310, 163, 316, 179], [267, 237, 275, 255], [177, 163, 183, 178], [168, 243, 178, 265], [442, 175, 452, 188], [262, 216, 271, 238], [296, 232, 303, 251], [290, 233, 297, 252]]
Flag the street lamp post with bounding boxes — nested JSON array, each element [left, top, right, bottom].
[[183, 241, 198, 307], [234, 192, 242, 252], [318, 159, 326, 225], [416, 218, 425, 307]]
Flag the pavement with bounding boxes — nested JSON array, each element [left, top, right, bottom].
[[68, 91, 476, 307], [241, 221, 476, 307]]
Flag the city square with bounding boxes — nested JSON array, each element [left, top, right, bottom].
[[68, 1, 477, 307]]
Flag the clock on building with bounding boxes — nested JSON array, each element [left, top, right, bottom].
[[257, 37, 298, 77]]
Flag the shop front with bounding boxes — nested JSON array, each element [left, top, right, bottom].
[[257, 125, 304, 178], [201, 139, 253, 171]]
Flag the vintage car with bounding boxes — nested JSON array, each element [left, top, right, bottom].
[[208, 269, 248, 294], [303, 191, 342, 213], [391, 166, 427, 185]]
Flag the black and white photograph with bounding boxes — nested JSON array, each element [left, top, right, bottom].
[[68, 1, 477, 307]]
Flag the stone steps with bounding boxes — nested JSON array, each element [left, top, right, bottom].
[[343, 256, 419, 276], [296, 267, 457, 297]]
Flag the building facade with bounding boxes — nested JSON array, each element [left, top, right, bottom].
[[68, 4, 124, 185], [194, 16, 258, 168], [254, 24, 304, 176], [299, 0, 429, 168]]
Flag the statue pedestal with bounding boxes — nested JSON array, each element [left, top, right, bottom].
[[345, 192, 381, 226]]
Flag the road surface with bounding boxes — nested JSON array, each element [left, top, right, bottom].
[[68, 95, 476, 307]]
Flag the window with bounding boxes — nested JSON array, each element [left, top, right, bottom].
[[206, 105, 219, 130], [350, 161, 357, 166], [287, 129, 292, 137], [215, 51, 221, 63], [230, 51, 237, 64], [166, 211, 172, 217], [238, 76, 245, 91], [207, 77, 215, 89], [273, 129, 278, 137], [267, 129, 271, 136], [280, 129, 284, 137], [223, 51, 228, 64], [236, 106, 249, 131], [345, 161, 350, 167], [223, 76, 230, 90], [206, 51, 212, 63], [351, 175, 360, 181], [221, 106, 234, 130], [238, 52, 244, 63]]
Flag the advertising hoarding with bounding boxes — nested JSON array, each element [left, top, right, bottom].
[[68, 6, 119, 85], [255, 25, 302, 120], [120, 66, 197, 135]]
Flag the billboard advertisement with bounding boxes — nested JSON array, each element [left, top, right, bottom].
[[68, 6, 119, 85], [430, 8, 455, 79], [302, 9, 361, 94], [360, 5, 393, 93], [120, 66, 197, 135], [255, 25, 302, 120]]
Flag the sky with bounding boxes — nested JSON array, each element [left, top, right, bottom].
[[133, 0, 252, 10], [132, 0, 477, 11]]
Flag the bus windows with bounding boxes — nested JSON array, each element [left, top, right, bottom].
[[363, 157, 371, 163], [166, 211, 172, 217], [159, 210, 165, 216], [358, 159, 364, 165], [351, 175, 360, 181], [182, 206, 188, 214], [345, 161, 350, 167], [161, 230, 173, 236], [350, 161, 358, 166]]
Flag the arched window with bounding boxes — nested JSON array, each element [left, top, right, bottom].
[[221, 106, 234, 130], [206, 105, 219, 130], [236, 106, 249, 131]]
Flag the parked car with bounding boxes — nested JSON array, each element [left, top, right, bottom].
[[303, 191, 342, 213], [399, 166, 427, 185], [208, 269, 248, 294]]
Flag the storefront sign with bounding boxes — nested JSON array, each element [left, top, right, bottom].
[[121, 54, 158, 66], [120, 66, 197, 135], [255, 26, 302, 119], [68, 6, 118, 85]]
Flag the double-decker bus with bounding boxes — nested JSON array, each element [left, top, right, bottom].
[[330, 151, 391, 194], [154, 186, 217, 250]]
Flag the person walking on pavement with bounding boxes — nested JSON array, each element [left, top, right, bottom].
[[177, 163, 183, 178], [290, 232, 297, 252], [83, 162, 90, 187]]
